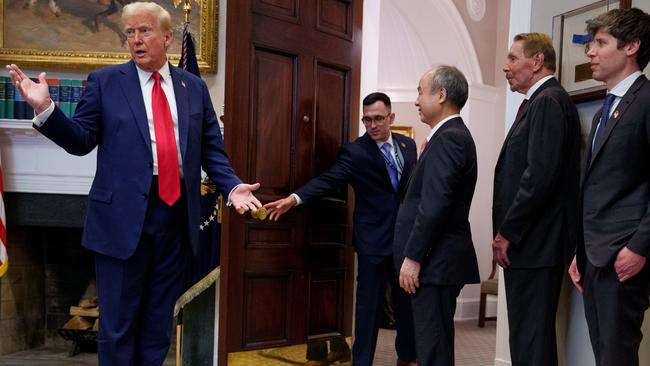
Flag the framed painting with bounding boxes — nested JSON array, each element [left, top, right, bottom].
[[0, 0, 217, 72], [390, 125, 414, 139], [552, 0, 621, 102]]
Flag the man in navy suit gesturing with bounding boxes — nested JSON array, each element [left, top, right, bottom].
[[265, 92, 418, 366], [7, 2, 261, 365]]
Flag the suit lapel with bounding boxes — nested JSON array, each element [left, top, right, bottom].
[[496, 105, 526, 170], [496, 78, 558, 169], [170, 65, 190, 160], [119, 61, 151, 153], [393, 133, 413, 191], [362, 134, 394, 191], [588, 75, 646, 169], [405, 118, 461, 190]]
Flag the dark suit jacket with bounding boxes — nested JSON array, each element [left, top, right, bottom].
[[35, 61, 242, 260], [493, 78, 581, 269], [296, 132, 416, 256], [579, 75, 650, 269], [393, 117, 479, 285]]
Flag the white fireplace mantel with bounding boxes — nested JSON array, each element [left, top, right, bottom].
[[0, 119, 96, 195]]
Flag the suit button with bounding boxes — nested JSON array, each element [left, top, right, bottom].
[[142, 193, 148, 200], [148, 162, 153, 168]]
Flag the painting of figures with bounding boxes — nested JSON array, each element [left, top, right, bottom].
[[0, 0, 217, 71]]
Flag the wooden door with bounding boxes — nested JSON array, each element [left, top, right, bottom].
[[220, 0, 363, 362]]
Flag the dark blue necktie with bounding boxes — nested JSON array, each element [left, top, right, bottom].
[[381, 143, 399, 191], [593, 93, 617, 147]]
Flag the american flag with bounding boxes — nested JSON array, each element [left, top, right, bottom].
[[178, 22, 220, 285], [0, 153, 7, 277]]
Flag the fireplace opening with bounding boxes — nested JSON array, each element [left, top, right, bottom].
[[0, 193, 96, 359], [0, 193, 177, 364], [0, 225, 94, 355]]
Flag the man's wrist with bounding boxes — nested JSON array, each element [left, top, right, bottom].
[[290, 193, 302, 206], [35, 99, 53, 115]]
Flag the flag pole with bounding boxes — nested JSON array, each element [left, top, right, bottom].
[[173, 0, 194, 24]]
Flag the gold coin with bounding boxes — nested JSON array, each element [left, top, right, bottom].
[[251, 209, 259, 219], [237, 208, 245, 215]]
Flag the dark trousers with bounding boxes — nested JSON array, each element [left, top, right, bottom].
[[353, 254, 416, 366], [410, 284, 461, 366], [503, 266, 563, 366], [583, 260, 650, 366], [95, 182, 189, 366]]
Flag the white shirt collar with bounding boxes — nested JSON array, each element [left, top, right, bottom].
[[136, 61, 172, 86], [376, 133, 395, 149], [608, 71, 643, 98], [525, 75, 554, 100], [426, 114, 461, 142]]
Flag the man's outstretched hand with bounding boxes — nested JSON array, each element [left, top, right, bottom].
[[263, 196, 297, 221], [230, 183, 262, 213], [6, 64, 51, 114]]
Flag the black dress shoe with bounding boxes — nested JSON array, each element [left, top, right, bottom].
[[396, 359, 417, 366]]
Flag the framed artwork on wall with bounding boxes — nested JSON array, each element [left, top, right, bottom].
[[552, 0, 622, 102], [0, 0, 217, 72], [390, 125, 414, 139]]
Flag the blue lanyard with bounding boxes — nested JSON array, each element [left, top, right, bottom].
[[381, 144, 404, 173]]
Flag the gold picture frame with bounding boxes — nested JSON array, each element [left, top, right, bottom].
[[390, 125, 414, 139], [0, 0, 217, 72]]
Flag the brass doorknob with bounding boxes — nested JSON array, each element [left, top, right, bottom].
[[251, 207, 268, 221], [236, 207, 268, 221]]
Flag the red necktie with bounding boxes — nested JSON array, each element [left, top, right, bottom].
[[419, 139, 428, 157], [515, 99, 528, 120], [151, 71, 180, 206]]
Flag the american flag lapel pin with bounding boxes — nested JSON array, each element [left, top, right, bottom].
[[181, 80, 186, 88], [613, 110, 619, 119], [400, 142, 406, 148]]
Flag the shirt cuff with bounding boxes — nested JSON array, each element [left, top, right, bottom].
[[291, 193, 302, 206], [32, 99, 55, 127], [226, 184, 242, 206]]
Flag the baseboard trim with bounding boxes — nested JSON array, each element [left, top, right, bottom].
[[454, 297, 497, 321]]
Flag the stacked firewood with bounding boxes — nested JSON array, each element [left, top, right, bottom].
[[63, 281, 99, 332]]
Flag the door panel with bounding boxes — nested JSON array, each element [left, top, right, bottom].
[[308, 270, 345, 337], [317, 0, 354, 39], [243, 273, 292, 347], [250, 48, 297, 196], [314, 62, 349, 200], [253, 0, 300, 22]]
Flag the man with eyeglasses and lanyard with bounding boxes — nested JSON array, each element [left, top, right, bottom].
[[265, 92, 418, 366]]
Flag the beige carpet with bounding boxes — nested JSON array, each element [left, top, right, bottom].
[[373, 320, 496, 366], [227, 320, 496, 365], [0, 320, 496, 365]]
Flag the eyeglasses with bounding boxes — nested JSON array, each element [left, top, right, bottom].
[[361, 114, 390, 125]]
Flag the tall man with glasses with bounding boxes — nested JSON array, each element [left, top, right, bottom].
[[265, 93, 418, 366]]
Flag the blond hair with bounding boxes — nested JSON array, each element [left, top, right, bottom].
[[122, 2, 172, 31]]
